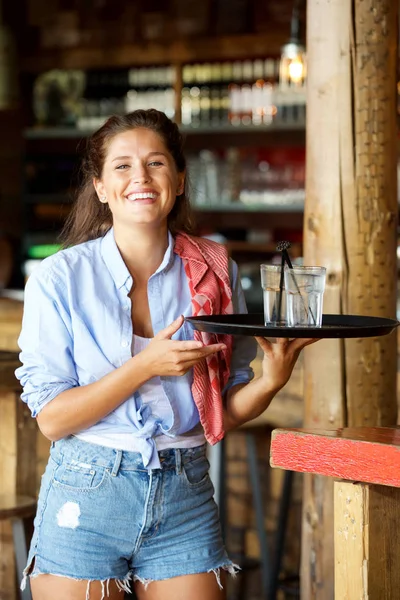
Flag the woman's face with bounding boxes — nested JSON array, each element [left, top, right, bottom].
[[94, 127, 185, 232]]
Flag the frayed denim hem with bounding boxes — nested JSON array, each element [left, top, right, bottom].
[[133, 561, 240, 590], [20, 558, 132, 599], [209, 562, 240, 589]]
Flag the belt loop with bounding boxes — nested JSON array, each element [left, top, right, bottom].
[[175, 449, 182, 475], [111, 450, 123, 477]]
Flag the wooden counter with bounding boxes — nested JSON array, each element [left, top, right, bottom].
[[0, 298, 23, 352]]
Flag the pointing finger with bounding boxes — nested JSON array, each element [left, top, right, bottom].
[[155, 315, 185, 340]]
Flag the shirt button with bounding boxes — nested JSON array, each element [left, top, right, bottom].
[[124, 304, 130, 311], [121, 340, 129, 348]]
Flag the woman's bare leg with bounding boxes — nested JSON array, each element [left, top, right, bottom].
[[134, 570, 227, 600], [31, 574, 125, 600]]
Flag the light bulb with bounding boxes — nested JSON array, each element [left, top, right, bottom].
[[279, 42, 306, 88], [288, 58, 304, 84]]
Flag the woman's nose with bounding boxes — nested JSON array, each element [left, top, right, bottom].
[[132, 164, 150, 183]]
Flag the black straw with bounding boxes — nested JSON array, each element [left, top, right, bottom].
[[276, 241, 316, 325], [276, 252, 285, 324]]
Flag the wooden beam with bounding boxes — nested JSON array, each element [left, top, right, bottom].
[[342, 0, 399, 427], [20, 32, 287, 73], [271, 427, 400, 487], [302, 0, 351, 594]]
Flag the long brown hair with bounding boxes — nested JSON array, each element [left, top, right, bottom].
[[60, 109, 195, 247]]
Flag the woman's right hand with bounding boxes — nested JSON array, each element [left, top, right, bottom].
[[139, 315, 226, 378]]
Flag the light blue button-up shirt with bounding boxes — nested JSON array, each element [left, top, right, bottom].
[[16, 229, 257, 468]]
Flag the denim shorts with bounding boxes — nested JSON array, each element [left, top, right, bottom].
[[22, 436, 237, 596]]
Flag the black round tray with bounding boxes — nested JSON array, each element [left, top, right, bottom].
[[185, 314, 399, 339]]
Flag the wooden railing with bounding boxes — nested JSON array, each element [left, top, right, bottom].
[[270, 427, 400, 599]]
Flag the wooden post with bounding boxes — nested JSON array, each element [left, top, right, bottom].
[[303, 0, 398, 597], [335, 481, 400, 598]]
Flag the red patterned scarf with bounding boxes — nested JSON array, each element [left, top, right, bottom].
[[174, 232, 234, 444]]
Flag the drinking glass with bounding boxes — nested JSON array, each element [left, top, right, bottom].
[[284, 266, 326, 327], [260, 264, 287, 326]]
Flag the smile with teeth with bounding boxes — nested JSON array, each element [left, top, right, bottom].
[[127, 192, 158, 201]]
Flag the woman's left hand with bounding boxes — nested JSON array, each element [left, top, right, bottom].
[[255, 336, 320, 394]]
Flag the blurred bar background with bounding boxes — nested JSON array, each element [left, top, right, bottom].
[[0, 1, 398, 599]]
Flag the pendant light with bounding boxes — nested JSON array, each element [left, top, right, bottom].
[[279, 0, 306, 88]]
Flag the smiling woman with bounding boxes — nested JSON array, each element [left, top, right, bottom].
[[15, 109, 317, 600], [60, 110, 195, 248]]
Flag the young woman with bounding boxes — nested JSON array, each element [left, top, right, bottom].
[[16, 109, 316, 600]]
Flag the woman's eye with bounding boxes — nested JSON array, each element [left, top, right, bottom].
[[116, 164, 129, 170], [148, 161, 163, 167]]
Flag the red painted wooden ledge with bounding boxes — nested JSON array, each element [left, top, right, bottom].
[[270, 427, 400, 487]]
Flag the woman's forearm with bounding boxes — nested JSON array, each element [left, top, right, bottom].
[[223, 377, 282, 432], [36, 352, 151, 441], [223, 335, 316, 432], [35, 323, 226, 442]]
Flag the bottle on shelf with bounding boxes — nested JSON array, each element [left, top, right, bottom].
[[180, 57, 304, 130], [125, 65, 176, 120], [187, 143, 305, 210], [77, 68, 130, 130]]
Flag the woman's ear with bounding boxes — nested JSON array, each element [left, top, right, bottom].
[[93, 178, 107, 203], [177, 172, 186, 196]]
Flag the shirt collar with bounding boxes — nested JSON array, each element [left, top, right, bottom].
[[100, 228, 131, 289], [100, 227, 175, 289], [154, 230, 175, 275]]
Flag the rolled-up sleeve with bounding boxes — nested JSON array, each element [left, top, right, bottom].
[[223, 259, 257, 393], [15, 267, 78, 417]]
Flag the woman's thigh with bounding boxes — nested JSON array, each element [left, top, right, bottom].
[[26, 439, 146, 592], [31, 574, 125, 600], [134, 571, 227, 600]]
